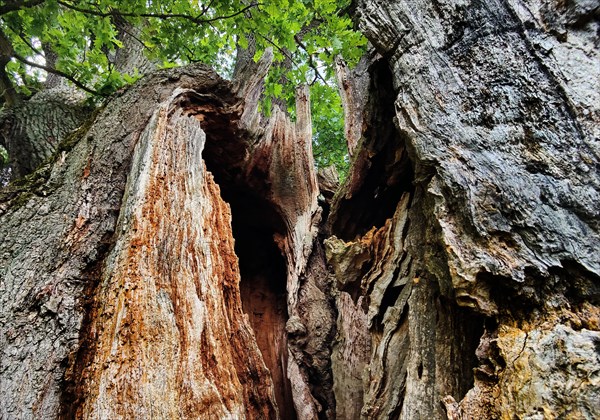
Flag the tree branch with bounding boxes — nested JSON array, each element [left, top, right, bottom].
[[0, 27, 20, 105], [256, 33, 297, 66], [56, 1, 259, 25], [200, 0, 216, 16], [293, 35, 329, 86], [3, 23, 44, 57], [12, 53, 107, 97], [0, 15, 101, 98], [0, 0, 45, 16], [17, 33, 43, 56]]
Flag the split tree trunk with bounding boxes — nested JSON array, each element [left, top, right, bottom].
[[1, 0, 599, 419], [326, 0, 599, 418], [0, 50, 335, 419]]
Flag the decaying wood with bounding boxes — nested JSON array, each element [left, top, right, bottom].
[[0, 50, 336, 419], [323, 0, 600, 418], [334, 55, 372, 158], [1, 0, 599, 418], [74, 99, 278, 419]]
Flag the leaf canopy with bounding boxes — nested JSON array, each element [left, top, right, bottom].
[[0, 0, 366, 175]]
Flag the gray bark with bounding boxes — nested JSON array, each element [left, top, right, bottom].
[[111, 14, 155, 76], [0, 0, 598, 418], [324, 0, 599, 418], [0, 99, 91, 178]]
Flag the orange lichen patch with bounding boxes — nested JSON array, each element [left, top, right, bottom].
[[82, 157, 92, 179], [504, 300, 600, 333], [77, 105, 277, 419]]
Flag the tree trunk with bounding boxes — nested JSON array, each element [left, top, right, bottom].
[[1, 1, 599, 419], [0, 50, 335, 419], [0, 16, 155, 182], [325, 0, 599, 418]]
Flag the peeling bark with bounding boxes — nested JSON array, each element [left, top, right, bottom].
[[0, 65, 219, 419], [1, 0, 599, 418]]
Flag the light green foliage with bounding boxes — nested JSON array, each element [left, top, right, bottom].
[[0, 0, 366, 174], [0, 144, 8, 164], [311, 82, 349, 179]]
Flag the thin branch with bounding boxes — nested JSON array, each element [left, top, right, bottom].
[[200, 0, 216, 16], [293, 35, 329, 86], [0, 0, 45, 16], [257, 32, 331, 88], [17, 33, 43, 56], [12, 53, 107, 96], [56, 0, 259, 25], [116, 23, 148, 51], [256, 33, 296, 65], [3, 24, 44, 57]]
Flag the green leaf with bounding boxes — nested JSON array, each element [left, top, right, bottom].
[[238, 35, 249, 50], [0, 0, 365, 176]]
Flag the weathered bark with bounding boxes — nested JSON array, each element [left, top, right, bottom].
[[111, 14, 155, 76], [325, 0, 599, 418], [0, 49, 337, 419], [1, 0, 599, 418], [0, 99, 91, 178], [334, 54, 373, 158]]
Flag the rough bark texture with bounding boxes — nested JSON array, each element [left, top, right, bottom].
[[112, 15, 156, 76], [334, 54, 373, 158], [0, 98, 91, 179], [323, 0, 599, 418], [0, 50, 337, 419], [72, 99, 278, 419], [1, 0, 599, 418]]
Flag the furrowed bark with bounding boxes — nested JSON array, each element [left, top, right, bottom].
[[112, 14, 155, 76], [1, 0, 598, 418], [0, 99, 91, 179], [0, 51, 336, 419], [325, 0, 600, 418]]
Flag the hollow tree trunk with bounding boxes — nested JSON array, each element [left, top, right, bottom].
[[326, 0, 599, 418], [0, 49, 337, 419], [1, 1, 599, 419]]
